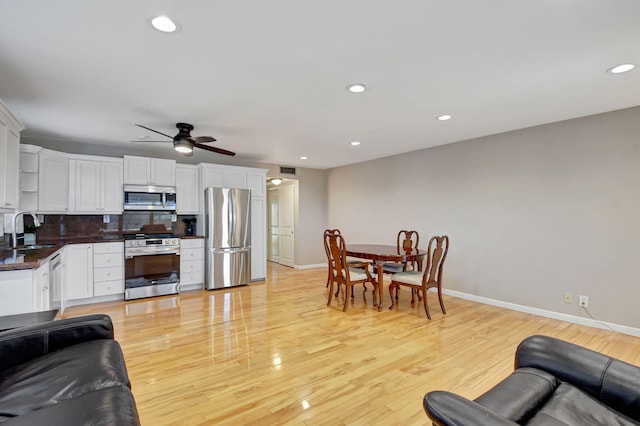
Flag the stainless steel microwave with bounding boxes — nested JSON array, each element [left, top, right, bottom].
[[123, 185, 177, 211]]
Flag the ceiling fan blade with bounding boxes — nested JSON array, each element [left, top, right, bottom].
[[135, 124, 173, 139], [190, 136, 216, 143], [194, 143, 236, 156]]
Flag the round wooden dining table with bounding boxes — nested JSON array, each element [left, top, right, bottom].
[[345, 244, 426, 311]]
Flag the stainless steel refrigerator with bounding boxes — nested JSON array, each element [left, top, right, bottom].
[[204, 187, 251, 289]]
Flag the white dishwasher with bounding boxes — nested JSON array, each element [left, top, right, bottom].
[[49, 253, 64, 314]]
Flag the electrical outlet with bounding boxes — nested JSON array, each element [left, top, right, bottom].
[[579, 295, 589, 308], [564, 292, 573, 304]]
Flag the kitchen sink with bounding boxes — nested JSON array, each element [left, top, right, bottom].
[[15, 244, 57, 251]]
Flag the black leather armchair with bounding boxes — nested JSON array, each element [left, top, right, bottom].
[[424, 335, 640, 425], [0, 314, 140, 425]]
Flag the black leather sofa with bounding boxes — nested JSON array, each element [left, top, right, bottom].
[[424, 335, 640, 425], [0, 314, 140, 425]]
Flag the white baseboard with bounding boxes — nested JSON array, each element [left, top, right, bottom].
[[443, 289, 640, 337], [294, 263, 325, 270]]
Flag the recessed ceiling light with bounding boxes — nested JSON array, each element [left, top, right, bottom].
[[350, 141, 361, 146], [151, 16, 178, 33], [437, 114, 452, 121], [346, 83, 367, 93], [607, 63, 635, 74], [300, 156, 308, 160]]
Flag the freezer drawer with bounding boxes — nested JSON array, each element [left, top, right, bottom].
[[206, 247, 251, 289]]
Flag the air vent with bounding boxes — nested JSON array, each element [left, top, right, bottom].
[[279, 166, 296, 175]]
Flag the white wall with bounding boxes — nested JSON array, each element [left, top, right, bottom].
[[328, 106, 640, 328]]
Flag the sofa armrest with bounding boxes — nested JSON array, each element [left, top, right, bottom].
[[0, 314, 114, 371], [423, 391, 518, 426], [516, 335, 640, 421]]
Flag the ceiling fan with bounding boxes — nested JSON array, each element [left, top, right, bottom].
[[133, 123, 235, 157]]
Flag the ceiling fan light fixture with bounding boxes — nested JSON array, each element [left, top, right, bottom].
[[151, 16, 178, 33], [174, 139, 193, 154]]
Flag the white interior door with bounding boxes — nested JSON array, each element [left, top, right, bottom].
[[278, 185, 295, 267], [267, 189, 280, 263]]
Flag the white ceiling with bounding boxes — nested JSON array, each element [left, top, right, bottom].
[[1, 1, 638, 170]]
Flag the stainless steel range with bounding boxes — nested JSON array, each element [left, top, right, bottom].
[[124, 234, 180, 300]]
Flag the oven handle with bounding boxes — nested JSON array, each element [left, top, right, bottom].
[[125, 247, 180, 258]]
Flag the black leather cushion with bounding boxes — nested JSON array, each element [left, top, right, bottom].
[[1, 386, 140, 426], [516, 335, 640, 421], [526, 383, 639, 426], [0, 315, 114, 372], [0, 340, 130, 421], [475, 367, 559, 423]]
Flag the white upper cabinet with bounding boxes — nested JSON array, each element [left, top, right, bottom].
[[38, 149, 70, 213], [0, 99, 23, 212], [247, 171, 266, 198], [69, 157, 123, 214], [176, 164, 199, 214], [199, 164, 246, 189], [124, 155, 176, 186]]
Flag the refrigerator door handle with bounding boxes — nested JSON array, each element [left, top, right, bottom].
[[211, 247, 251, 254]]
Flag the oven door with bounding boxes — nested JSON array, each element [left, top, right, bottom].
[[125, 252, 180, 300]]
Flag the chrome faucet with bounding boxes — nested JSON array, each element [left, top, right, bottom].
[[11, 210, 41, 248]]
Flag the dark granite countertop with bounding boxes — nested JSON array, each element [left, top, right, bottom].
[[0, 234, 123, 271], [0, 244, 64, 271], [0, 234, 204, 271]]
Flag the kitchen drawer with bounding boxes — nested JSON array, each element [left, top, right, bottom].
[[94, 266, 124, 283], [181, 259, 202, 274], [94, 252, 123, 268], [93, 242, 124, 254], [180, 238, 204, 249], [181, 270, 203, 286], [181, 247, 203, 261], [94, 279, 124, 297]]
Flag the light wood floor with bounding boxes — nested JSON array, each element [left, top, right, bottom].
[[65, 263, 640, 425]]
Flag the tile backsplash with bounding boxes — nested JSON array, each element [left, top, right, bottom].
[[19, 213, 198, 241]]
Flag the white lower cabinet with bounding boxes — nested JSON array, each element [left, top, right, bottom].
[[0, 270, 35, 315], [180, 238, 204, 287], [93, 242, 124, 297], [64, 244, 94, 300]]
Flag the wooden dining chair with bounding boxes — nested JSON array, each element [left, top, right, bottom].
[[375, 230, 420, 275], [324, 229, 363, 289], [325, 231, 377, 311], [388, 235, 449, 319]]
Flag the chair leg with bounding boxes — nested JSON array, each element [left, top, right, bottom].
[[343, 285, 351, 312], [422, 289, 432, 320], [410, 289, 416, 304], [327, 282, 334, 306], [388, 283, 396, 309], [437, 285, 446, 315]]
